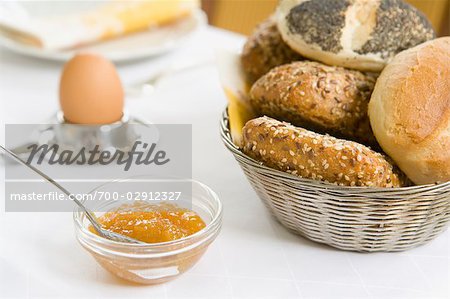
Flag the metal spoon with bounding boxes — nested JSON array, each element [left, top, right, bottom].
[[0, 145, 145, 244]]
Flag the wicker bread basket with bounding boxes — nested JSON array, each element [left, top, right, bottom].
[[221, 108, 450, 252]]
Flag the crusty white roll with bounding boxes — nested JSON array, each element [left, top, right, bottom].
[[276, 0, 435, 72], [368, 37, 450, 185]]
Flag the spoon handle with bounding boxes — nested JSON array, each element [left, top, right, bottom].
[[0, 144, 104, 235]]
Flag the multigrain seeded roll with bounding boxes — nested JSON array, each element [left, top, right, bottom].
[[241, 17, 304, 84], [249, 61, 378, 147], [242, 117, 405, 187], [276, 0, 435, 72]]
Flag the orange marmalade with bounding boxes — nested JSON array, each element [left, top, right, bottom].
[[90, 202, 206, 243]]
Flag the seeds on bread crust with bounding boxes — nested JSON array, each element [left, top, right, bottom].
[[276, 0, 435, 71], [241, 17, 303, 84], [355, 0, 435, 58], [286, 0, 350, 53], [242, 116, 405, 187], [249, 61, 378, 147]]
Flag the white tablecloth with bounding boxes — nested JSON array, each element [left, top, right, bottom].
[[0, 26, 449, 299]]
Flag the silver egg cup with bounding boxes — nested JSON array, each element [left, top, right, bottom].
[[7, 111, 156, 159]]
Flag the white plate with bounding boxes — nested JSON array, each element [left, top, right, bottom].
[[0, 9, 206, 63]]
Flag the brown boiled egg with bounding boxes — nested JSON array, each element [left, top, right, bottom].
[[59, 53, 124, 124]]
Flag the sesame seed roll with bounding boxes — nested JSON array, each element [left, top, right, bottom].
[[242, 116, 405, 187], [249, 61, 378, 147]]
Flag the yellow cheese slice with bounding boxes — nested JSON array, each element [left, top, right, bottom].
[[224, 87, 255, 148]]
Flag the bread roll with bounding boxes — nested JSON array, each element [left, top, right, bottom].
[[242, 116, 405, 187], [276, 0, 435, 72], [249, 61, 378, 147], [241, 17, 303, 84], [368, 37, 450, 185]]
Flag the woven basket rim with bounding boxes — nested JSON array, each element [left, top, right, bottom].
[[220, 107, 450, 193]]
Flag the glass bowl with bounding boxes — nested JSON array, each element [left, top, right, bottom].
[[73, 178, 222, 284]]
